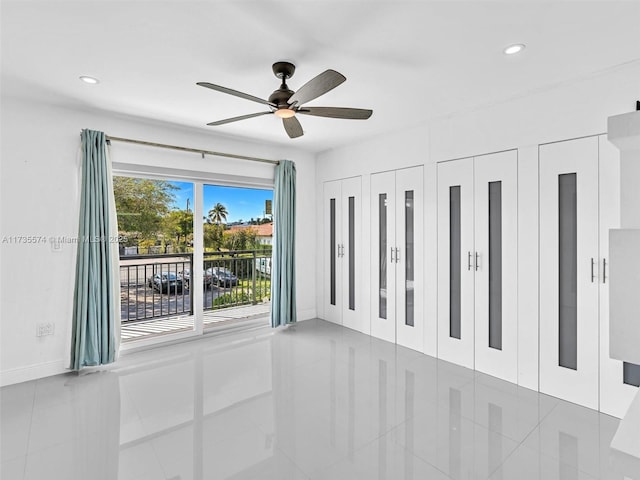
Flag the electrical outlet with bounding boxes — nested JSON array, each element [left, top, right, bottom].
[[36, 322, 55, 337]]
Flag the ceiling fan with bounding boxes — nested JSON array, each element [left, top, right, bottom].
[[197, 61, 373, 139]]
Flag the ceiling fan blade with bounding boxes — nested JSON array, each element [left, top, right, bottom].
[[288, 70, 346, 106], [197, 82, 276, 107], [283, 116, 303, 138], [297, 107, 373, 120], [207, 111, 272, 126]]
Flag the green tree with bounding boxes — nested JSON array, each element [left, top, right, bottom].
[[113, 177, 177, 244], [203, 222, 224, 251], [207, 202, 228, 225], [162, 209, 193, 250], [223, 228, 258, 251]]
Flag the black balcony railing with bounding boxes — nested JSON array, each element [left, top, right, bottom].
[[119, 249, 271, 323], [203, 250, 272, 311], [119, 253, 194, 323]]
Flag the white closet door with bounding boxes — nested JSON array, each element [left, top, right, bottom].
[[371, 171, 397, 343], [341, 176, 362, 331], [396, 167, 424, 352], [539, 137, 599, 410], [473, 151, 518, 384], [323, 180, 343, 324], [598, 135, 638, 417], [437, 158, 475, 369]]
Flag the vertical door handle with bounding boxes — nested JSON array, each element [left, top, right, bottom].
[[468, 251, 473, 271], [475, 252, 479, 271], [395, 248, 400, 263], [390, 247, 395, 263], [591, 258, 596, 283], [602, 258, 607, 284]]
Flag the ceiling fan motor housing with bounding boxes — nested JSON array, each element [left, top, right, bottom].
[[268, 87, 295, 108], [270, 62, 296, 108]]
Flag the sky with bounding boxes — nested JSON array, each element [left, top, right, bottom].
[[170, 181, 273, 223]]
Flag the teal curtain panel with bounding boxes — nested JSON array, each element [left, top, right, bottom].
[[70, 129, 119, 369], [270, 160, 297, 327]]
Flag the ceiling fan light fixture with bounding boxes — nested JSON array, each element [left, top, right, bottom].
[[503, 43, 525, 55], [275, 108, 295, 119]]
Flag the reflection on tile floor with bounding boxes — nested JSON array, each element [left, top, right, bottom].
[[0, 319, 633, 480]]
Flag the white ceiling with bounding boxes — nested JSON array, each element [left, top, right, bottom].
[[2, 1, 640, 153]]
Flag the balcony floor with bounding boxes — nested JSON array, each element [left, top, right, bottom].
[[121, 303, 271, 342]]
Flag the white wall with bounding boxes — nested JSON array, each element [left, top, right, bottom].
[[0, 96, 317, 385], [317, 61, 640, 390]]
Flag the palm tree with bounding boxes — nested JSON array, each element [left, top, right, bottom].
[[207, 202, 228, 225]]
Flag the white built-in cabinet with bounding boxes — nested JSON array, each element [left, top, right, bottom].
[[437, 151, 518, 382], [539, 135, 638, 414], [323, 177, 362, 331], [370, 166, 424, 351], [319, 135, 638, 418]]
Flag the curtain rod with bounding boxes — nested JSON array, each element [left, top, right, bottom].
[[104, 135, 281, 165]]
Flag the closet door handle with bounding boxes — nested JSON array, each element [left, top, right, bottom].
[[591, 258, 596, 283], [475, 252, 479, 271], [395, 248, 400, 263], [390, 247, 395, 263], [602, 258, 607, 284], [468, 251, 473, 271]]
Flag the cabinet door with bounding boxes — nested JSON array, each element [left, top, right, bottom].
[[396, 167, 424, 352], [341, 176, 362, 331], [474, 151, 518, 384], [324, 180, 343, 324], [371, 171, 397, 343], [539, 137, 599, 410], [598, 135, 639, 418], [437, 158, 475, 369]]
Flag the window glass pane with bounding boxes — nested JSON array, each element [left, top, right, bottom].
[[559, 173, 577, 370], [450, 186, 461, 339], [623, 362, 640, 387], [348, 196, 355, 311], [405, 191, 414, 327], [330, 198, 336, 306], [489, 181, 502, 350], [379, 194, 387, 319]]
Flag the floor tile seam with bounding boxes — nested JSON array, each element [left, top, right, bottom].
[[450, 399, 543, 444], [120, 389, 148, 439], [453, 409, 534, 445], [272, 440, 343, 479], [390, 431, 458, 480], [515, 399, 560, 449], [19, 382, 37, 462], [0, 454, 27, 480], [515, 418, 605, 479], [501, 441, 601, 479], [392, 411, 522, 480], [146, 434, 173, 480], [484, 437, 523, 480]]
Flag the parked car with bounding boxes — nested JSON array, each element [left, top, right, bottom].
[[148, 272, 183, 294], [178, 269, 212, 289], [206, 267, 238, 287]]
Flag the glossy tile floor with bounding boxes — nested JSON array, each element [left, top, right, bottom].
[[0, 319, 630, 480]]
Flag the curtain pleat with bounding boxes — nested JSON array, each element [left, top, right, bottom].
[[270, 160, 297, 327], [70, 129, 119, 369]]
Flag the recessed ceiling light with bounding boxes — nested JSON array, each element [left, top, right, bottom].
[[503, 44, 525, 55], [79, 75, 100, 85]]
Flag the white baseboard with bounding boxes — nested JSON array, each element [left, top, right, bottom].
[[1, 359, 68, 387], [297, 308, 317, 321]]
